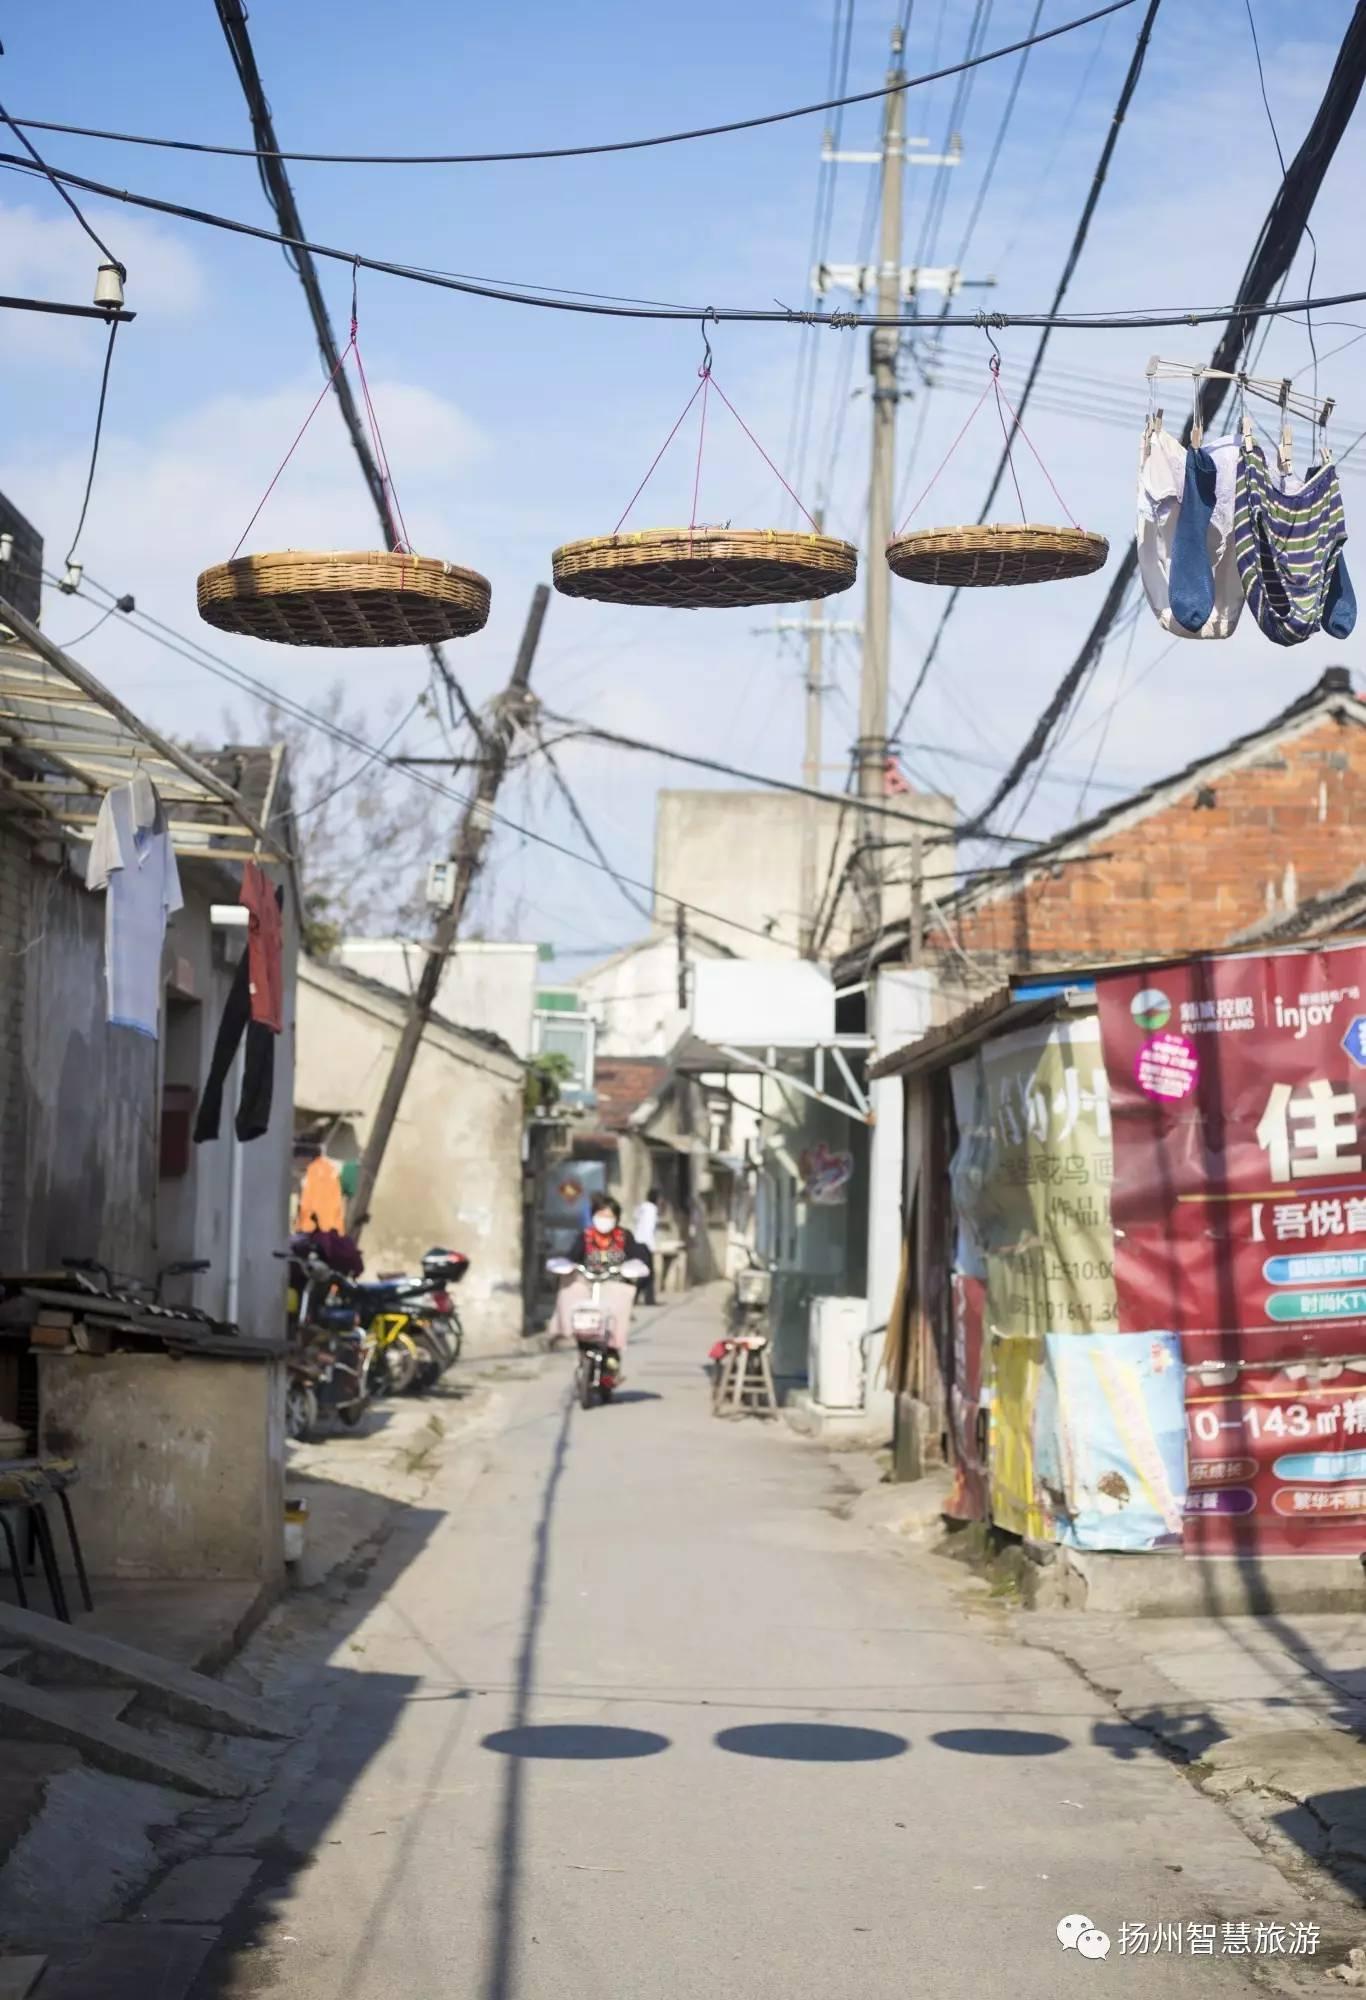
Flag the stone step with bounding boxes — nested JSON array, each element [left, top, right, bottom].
[[0, 1675, 245, 1800], [0, 1602, 290, 1740]]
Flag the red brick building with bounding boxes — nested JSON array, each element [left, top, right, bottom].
[[852, 668, 1366, 979]]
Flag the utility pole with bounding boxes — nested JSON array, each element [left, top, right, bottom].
[[855, 28, 907, 942], [816, 26, 990, 943], [675, 899, 689, 1010], [346, 585, 550, 1235]]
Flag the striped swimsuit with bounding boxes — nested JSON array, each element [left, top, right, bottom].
[[1233, 438, 1352, 646]]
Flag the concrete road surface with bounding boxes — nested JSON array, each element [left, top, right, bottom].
[[192, 1295, 1346, 2000]]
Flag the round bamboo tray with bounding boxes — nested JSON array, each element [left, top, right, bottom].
[[887, 524, 1108, 588], [196, 549, 491, 647], [551, 528, 857, 609]]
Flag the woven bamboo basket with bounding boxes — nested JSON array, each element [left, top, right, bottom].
[[887, 523, 1108, 589], [196, 549, 491, 647], [551, 528, 857, 610]]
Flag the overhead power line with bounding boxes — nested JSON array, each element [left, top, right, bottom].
[[7, 3, 1134, 167], [16, 561, 876, 962], [531, 725, 655, 923], [892, 0, 1164, 738], [534, 708, 1035, 845], [3, 152, 1361, 335], [0, 96, 123, 272], [958, 0, 1366, 842], [211, 0, 484, 745]]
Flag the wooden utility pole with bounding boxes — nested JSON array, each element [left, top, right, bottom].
[[346, 585, 550, 1235], [675, 898, 689, 1009]]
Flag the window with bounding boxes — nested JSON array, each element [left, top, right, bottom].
[[533, 1010, 596, 1092]]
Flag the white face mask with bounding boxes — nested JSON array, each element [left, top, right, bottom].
[[592, 1215, 615, 1235]]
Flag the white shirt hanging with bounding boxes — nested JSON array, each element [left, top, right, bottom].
[[1136, 423, 1245, 640], [86, 777, 184, 1038]]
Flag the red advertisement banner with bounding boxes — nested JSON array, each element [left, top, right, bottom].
[[1096, 947, 1366, 1349], [1183, 1331, 1366, 1553], [947, 1276, 988, 1522]]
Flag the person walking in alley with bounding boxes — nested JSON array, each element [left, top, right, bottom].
[[632, 1186, 661, 1306]]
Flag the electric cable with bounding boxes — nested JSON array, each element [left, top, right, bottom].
[[0, 96, 123, 271], [5, 3, 1136, 168], [3, 153, 1362, 331], [61, 316, 119, 570], [22, 562, 920, 960], [210, 0, 485, 747], [891, 0, 1165, 739], [532, 724, 655, 923], [955, 0, 1366, 842]]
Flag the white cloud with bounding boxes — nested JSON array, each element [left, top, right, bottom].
[[0, 197, 206, 366]]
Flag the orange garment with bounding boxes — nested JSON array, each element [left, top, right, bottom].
[[296, 1155, 345, 1234]]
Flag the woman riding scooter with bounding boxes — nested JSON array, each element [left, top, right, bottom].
[[551, 1195, 645, 1376]]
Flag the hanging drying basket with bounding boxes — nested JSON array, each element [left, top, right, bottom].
[[552, 528, 857, 610], [886, 523, 1108, 589], [196, 549, 492, 648]]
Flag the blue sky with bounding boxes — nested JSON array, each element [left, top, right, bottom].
[[1, 0, 1363, 962]]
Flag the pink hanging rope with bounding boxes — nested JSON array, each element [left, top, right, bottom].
[[990, 358, 1028, 525], [231, 339, 353, 560], [894, 378, 993, 540], [992, 374, 1082, 529], [688, 366, 712, 535], [611, 376, 706, 536], [706, 376, 824, 534], [230, 272, 418, 564]]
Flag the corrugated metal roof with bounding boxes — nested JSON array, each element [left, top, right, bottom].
[[0, 599, 288, 862]]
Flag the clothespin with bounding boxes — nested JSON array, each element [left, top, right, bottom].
[[1319, 395, 1336, 467], [1278, 379, 1294, 476], [1190, 370, 1204, 449]]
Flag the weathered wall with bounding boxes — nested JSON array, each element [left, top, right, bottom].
[[166, 866, 297, 1340], [653, 789, 955, 960], [21, 850, 159, 1277], [37, 1351, 285, 1585], [335, 939, 539, 1058], [0, 827, 33, 1266], [295, 962, 525, 1348], [575, 934, 726, 1056], [943, 705, 1366, 970]]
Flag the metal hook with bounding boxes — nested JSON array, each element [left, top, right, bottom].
[[699, 307, 718, 379], [982, 323, 1003, 376]]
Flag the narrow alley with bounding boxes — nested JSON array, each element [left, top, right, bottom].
[[178, 1295, 1340, 2000]]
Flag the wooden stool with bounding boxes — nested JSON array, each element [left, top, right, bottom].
[[713, 1335, 778, 1419], [0, 1458, 91, 1623]]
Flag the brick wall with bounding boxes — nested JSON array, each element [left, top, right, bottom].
[[939, 705, 1366, 970]]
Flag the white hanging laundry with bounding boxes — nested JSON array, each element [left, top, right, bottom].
[[86, 776, 184, 1038], [1136, 422, 1245, 640]]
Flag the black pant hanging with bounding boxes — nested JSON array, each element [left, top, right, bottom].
[[193, 886, 281, 1145]]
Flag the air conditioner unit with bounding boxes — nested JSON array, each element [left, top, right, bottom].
[[808, 1295, 867, 1410]]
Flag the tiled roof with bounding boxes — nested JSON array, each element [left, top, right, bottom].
[[592, 1056, 669, 1131]]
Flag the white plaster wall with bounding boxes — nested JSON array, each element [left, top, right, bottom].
[[296, 964, 525, 1348]]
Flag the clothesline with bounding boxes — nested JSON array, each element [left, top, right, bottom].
[[1145, 357, 1334, 432]]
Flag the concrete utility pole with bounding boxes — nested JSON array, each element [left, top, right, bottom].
[[855, 29, 907, 941], [816, 28, 990, 942], [762, 511, 860, 958], [675, 899, 689, 1010], [346, 586, 550, 1235]]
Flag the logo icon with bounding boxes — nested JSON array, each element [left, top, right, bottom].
[[1342, 1016, 1366, 1070], [1058, 1913, 1111, 1960], [1131, 987, 1171, 1031]]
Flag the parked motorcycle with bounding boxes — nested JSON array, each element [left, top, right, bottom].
[[351, 1248, 469, 1393], [283, 1244, 371, 1437], [547, 1255, 648, 1409]]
